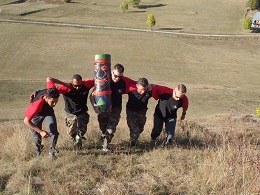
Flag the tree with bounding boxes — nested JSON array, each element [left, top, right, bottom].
[[120, 1, 128, 12], [246, 0, 260, 10], [242, 18, 252, 30], [256, 107, 260, 117], [146, 14, 156, 29], [128, 0, 141, 7]]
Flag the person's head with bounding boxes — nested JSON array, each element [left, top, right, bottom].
[[173, 84, 186, 100], [71, 74, 83, 90], [45, 88, 60, 107], [111, 64, 124, 83], [136, 78, 149, 95]]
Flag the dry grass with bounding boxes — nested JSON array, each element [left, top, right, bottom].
[[0, 0, 260, 194], [0, 116, 259, 194], [0, 0, 250, 34]]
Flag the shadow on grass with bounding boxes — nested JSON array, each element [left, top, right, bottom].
[[160, 27, 183, 31], [20, 9, 46, 16], [128, 10, 146, 13], [2, 0, 26, 5], [138, 4, 166, 9]]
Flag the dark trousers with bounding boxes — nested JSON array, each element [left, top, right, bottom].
[[151, 114, 177, 140], [98, 107, 122, 134], [126, 108, 147, 145], [31, 113, 59, 153]]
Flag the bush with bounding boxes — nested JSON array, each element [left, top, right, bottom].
[[128, 0, 141, 7], [246, 0, 260, 10], [120, 1, 128, 12], [146, 14, 156, 29], [242, 18, 252, 30]]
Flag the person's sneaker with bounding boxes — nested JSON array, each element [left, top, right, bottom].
[[161, 135, 173, 148], [78, 132, 87, 140], [35, 145, 44, 157], [36, 150, 41, 157], [51, 148, 59, 154], [49, 152, 57, 161], [75, 135, 82, 150], [150, 139, 157, 148], [102, 138, 111, 152]]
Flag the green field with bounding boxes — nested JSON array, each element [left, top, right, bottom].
[[0, 0, 259, 194], [0, 0, 250, 34], [0, 22, 259, 121]]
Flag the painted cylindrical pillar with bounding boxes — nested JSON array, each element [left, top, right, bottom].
[[93, 54, 112, 112]]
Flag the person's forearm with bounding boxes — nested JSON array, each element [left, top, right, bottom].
[[24, 117, 42, 134], [47, 77, 66, 85]]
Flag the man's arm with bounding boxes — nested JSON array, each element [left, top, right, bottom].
[[47, 77, 69, 86], [89, 93, 101, 114], [180, 95, 189, 120], [24, 117, 50, 138]]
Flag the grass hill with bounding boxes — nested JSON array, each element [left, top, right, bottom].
[[0, 0, 259, 194]]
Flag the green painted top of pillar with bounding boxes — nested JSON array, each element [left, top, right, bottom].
[[95, 54, 111, 60]]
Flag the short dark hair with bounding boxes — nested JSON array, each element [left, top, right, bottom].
[[137, 78, 149, 87], [72, 74, 82, 81], [113, 64, 124, 73], [46, 88, 60, 99], [177, 84, 187, 94]]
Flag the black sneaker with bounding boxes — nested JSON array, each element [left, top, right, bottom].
[[35, 145, 44, 157]]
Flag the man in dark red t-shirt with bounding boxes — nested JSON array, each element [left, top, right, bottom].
[[90, 64, 136, 151], [24, 85, 60, 159], [151, 84, 189, 147], [46, 74, 94, 150], [125, 80, 175, 149]]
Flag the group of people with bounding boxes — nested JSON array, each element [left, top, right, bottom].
[[24, 63, 189, 159]]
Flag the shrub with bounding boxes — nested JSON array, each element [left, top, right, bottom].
[[128, 0, 141, 7], [146, 14, 156, 29], [120, 1, 128, 12], [246, 0, 260, 10], [242, 18, 252, 30]]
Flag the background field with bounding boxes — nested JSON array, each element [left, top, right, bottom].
[[0, 0, 250, 34], [0, 0, 259, 194]]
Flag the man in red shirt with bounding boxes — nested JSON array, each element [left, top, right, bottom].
[[46, 74, 95, 150], [24, 85, 60, 160], [125, 80, 175, 149], [91, 64, 136, 151], [151, 84, 189, 147]]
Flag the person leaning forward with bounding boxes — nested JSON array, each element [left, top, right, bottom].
[[24, 80, 60, 160], [31, 74, 94, 150], [125, 80, 175, 149], [151, 84, 189, 147]]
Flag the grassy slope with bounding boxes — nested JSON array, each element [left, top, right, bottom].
[[0, 0, 246, 34], [0, 22, 259, 121], [0, 1, 259, 194]]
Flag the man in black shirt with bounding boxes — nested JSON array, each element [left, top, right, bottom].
[[91, 64, 136, 151]]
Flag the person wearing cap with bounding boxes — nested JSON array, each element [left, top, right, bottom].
[[151, 83, 189, 147], [24, 80, 60, 160]]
